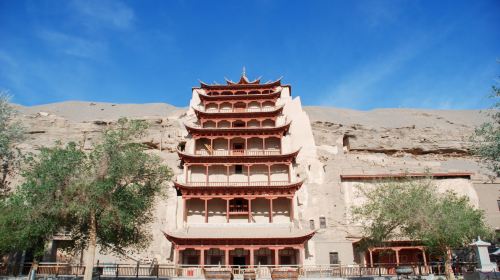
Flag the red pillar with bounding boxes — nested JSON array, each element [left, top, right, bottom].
[[204, 199, 208, 223], [174, 247, 179, 265], [226, 165, 230, 184], [288, 163, 292, 183], [248, 199, 252, 223], [298, 246, 305, 265], [269, 198, 274, 223], [274, 248, 279, 267], [267, 165, 271, 185], [250, 248, 255, 268], [247, 165, 251, 184], [200, 248, 205, 267], [205, 165, 209, 185], [224, 249, 230, 267], [226, 199, 230, 223], [183, 198, 188, 223], [244, 138, 248, 155]]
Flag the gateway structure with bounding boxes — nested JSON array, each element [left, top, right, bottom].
[[165, 73, 317, 267]]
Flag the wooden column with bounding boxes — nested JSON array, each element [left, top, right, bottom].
[[224, 249, 230, 266], [250, 248, 255, 268], [369, 249, 374, 267], [227, 138, 230, 151], [200, 248, 205, 267], [395, 249, 400, 266], [183, 198, 188, 223], [205, 165, 209, 185], [247, 165, 251, 184], [204, 198, 209, 223], [244, 137, 248, 155], [226, 165, 230, 184], [174, 247, 179, 265], [210, 138, 213, 154], [263, 137, 266, 152], [184, 163, 189, 184], [274, 248, 279, 267], [267, 164, 271, 185], [421, 249, 427, 267], [298, 246, 305, 265], [288, 163, 292, 183], [269, 198, 274, 223], [226, 199, 230, 223], [248, 198, 252, 223], [289, 197, 294, 222]]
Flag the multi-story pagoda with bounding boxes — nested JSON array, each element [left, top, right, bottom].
[[164, 72, 315, 267]]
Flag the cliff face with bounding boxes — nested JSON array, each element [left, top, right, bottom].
[[13, 101, 499, 263]]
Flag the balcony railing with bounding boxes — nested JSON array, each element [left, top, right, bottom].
[[199, 106, 278, 113], [12, 262, 478, 278], [194, 149, 281, 156], [184, 181, 290, 187]]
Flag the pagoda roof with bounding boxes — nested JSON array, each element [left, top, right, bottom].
[[197, 89, 281, 101], [177, 148, 300, 164], [198, 72, 282, 90], [173, 180, 304, 197], [193, 105, 284, 119], [184, 121, 291, 137], [164, 226, 315, 245]]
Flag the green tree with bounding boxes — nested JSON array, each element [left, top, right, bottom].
[[351, 178, 492, 280], [0, 92, 25, 197], [473, 83, 500, 178], [0, 118, 172, 280]]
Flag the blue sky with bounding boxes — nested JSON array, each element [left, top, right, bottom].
[[0, 0, 498, 110]]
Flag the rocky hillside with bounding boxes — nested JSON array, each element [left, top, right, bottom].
[[14, 101, 492, 181]]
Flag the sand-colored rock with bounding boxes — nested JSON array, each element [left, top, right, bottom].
[[12, 101, 500, 265]]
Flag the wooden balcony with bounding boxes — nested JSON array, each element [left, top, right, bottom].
[[194, 149, 281, 156], [200, 106, 278, 113], [193, 105, 284, 119], [184, 181, 291, 187]]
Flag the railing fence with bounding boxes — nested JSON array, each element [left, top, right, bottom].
[[0, 262, 481, 278]]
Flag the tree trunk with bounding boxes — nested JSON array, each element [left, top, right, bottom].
[[444, 248, 455, 280], [83, 212, 97, 280]]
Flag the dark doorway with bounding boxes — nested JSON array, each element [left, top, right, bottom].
[[257, 256, 269, 265], [233, 256, 246, 266], [280, 255, 292, 265]]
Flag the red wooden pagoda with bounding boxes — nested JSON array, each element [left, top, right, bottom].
[[164, 72, 314, 267]]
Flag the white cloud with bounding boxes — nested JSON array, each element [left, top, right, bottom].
[[320, 40, 425, 108], [37, 30, 107, 59], [69, 0, 135, 30]]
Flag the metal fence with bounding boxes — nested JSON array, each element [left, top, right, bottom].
[[0, 262, 479, 278]]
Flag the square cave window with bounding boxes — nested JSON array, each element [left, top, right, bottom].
[[235, 165, 243, 174], [329, 252, 339, 264], [319, 217, 326, 228]]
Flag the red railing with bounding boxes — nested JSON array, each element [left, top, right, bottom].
[[186, 181, 290, 187], [202, 107, 278, 113], [195, 149, 281, 156]]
